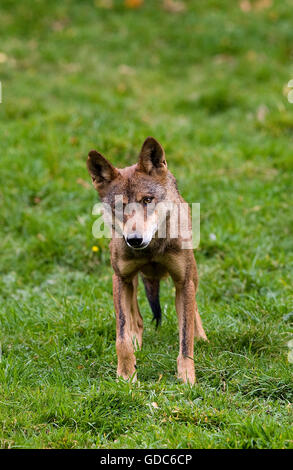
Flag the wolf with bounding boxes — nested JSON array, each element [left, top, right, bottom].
[[87, 137, 207, 384]]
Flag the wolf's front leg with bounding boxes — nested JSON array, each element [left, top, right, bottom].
[[113, 274, 137, 381], [175, 279, 196, 385]]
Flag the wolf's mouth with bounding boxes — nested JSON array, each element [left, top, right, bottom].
[[127, 242, 149, 250]]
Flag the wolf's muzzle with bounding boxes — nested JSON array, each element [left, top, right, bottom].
[[125, 233, 144, 249]]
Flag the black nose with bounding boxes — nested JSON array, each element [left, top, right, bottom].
[[126, 233, 143, 248]]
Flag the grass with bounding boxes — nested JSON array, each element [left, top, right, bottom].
[[0, 0, 293, 449]]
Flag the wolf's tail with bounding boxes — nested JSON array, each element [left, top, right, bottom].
[[141, 276, 162, 327]]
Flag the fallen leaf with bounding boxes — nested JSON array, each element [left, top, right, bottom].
[[124, 0, 143, 8], [239, 0, 251, 12], [255, 0, 272, 10], [76, 178, 91, 189], [37, 233, 46, 242], [257, 104, 268, 123], [118, 64, 135, 75], [70, 136, 78, 145], [214, 54, 235, 64], [95, 0, 113, 8], [77, 215, 86, 226], [247, 205, 262, 212], [240, 0, 272, 11], [0, 52, 8, 63], [163, 0, 186, 13], [51, 20, 68, 32]]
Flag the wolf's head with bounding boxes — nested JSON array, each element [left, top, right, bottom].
[[87, 137, 171, 250]]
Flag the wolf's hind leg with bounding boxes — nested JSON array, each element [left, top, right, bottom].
[[194, 301, 208, 342], [192, 261, 208, 342], [141, 276, 162, 327]]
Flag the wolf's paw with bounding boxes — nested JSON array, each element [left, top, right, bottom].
[[117, 366, 137, 384], [177, 356, 196, 385], [195, 330, 209, 342]]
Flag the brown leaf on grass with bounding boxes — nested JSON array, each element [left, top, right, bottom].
[[240, 0, 272, 11], [213, 54, 235, 65], [70, 136, 79, 145], [51, 20, 68, 32], [118, 64, 135, 75], [76, 178, 91, 189], [163, 0, 186, 13], [239, 1, 251, 12], [124, 0, 143, 9], [37, 233, 46, 242], [255, 0, 272, 10], [141, 114, 152, 124], [64, 63, 80, 74], [245, 205, 262, 213], [0, 52, 8, 63], [95, 0, 113, 8]]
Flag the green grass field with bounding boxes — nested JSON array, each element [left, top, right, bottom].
[[0, 0, 292, 449]]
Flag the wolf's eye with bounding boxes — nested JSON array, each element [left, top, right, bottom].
[[142, 196, 153, 205]]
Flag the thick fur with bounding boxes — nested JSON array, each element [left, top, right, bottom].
[[87, 137, 207, 384]]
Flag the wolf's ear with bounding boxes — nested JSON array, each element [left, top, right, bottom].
[[138, 137, 167, 177], [87, 150, 119, 196]]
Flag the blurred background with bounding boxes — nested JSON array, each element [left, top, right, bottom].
[[0, 0, 292, 449]]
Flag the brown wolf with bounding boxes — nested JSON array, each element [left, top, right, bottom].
[[87, 137, 207, 384]]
